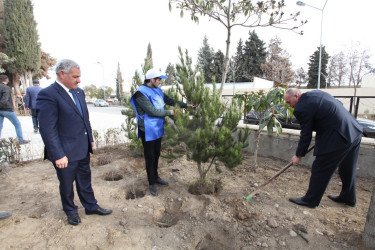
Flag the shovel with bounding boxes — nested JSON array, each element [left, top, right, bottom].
[[247, 144, 315, 201]]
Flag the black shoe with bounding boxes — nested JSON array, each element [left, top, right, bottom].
[[67, 213, 81, 225], [149, 184, 158, 196], [155, 178, 168, 186], [0, 211, 12, 221], [85, 207, 112, 215], [289, 197, 317, 208], [328, 195, 356, 207], [18, 140, 30, 145]]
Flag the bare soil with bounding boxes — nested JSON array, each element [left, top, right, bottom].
[[0, 144, 373, 249]]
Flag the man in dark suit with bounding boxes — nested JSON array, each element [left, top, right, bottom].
[[37, 59, 112, 226], [284, 88, 362, 208], [25, 80, 42, 133]]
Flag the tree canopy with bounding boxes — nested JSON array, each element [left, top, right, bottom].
[[3, 0, 41, 75], [307, 46, 329, 88], [169, 0, 306, 95]]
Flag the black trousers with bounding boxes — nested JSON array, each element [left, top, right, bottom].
[[30, 109, 39, 130], [140, 130, 162, 185], [303, 135, 362, 206], [54, 153, 99, 216]]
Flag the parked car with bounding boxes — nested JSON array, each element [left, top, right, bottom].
[[93, 99, 109, 107], [245, 109, 375, 138], [357, 118, 375, 138], [244, 105, 300, 129]]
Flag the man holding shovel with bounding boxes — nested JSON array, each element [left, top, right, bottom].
[[284, 88, 362, 208]]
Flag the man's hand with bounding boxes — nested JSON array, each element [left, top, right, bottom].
[[91, 142, 95, 150], [188, 104, 196, 109], [55, 156, 68, 168], [170, 110, 174, 116], [291, 155, 302, 166]]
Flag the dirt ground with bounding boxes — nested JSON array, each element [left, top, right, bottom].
[[0, 144, 374, 249]]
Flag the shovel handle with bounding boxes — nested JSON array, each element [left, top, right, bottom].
[[247, 144, 315, 200]]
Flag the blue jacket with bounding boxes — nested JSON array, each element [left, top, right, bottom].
[[37, 82, 93, 162], [25, 85, 42, 109], [131, 85, 165, 141]]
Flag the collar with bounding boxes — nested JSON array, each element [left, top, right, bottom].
[[56, 80, 71, 93]]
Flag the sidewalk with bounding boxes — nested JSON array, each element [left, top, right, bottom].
[[1, 105, 127, 162]]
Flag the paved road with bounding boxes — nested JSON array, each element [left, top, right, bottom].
[[1, 105, 127, 161]]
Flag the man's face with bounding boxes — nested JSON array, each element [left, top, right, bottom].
[[284, 93, 299, 108], [59, 67, 81, 90], [3, 79, 9, 85], [151, 77, 162, 88]]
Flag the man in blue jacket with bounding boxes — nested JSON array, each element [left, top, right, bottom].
[[25, 80, 42, 133], [131, 68, 195, 196], [284, 88, 362, 208], [37, 59, 112, 225]]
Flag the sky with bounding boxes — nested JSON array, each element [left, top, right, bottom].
[[31, 0, 375, 91]]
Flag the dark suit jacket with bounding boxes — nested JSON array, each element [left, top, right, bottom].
[[25, 85, 42, 109], [294, 90, 362, 157], [36, 82, 94, 162]]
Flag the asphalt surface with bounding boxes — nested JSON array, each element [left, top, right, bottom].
[[1, 105, 126, 161]]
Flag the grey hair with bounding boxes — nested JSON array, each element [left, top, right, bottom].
[[55, 59, 80, 75], [285, 88, 301, 96]]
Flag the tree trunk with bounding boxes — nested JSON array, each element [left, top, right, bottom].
[[27, 71, 33, 87], [12, 73, 21, 96], [197, 162, 205, 180], [253, 129, 261, 169], [20, 73, 26, 91], [363, 184, 375, 248], [219, 0, 231, 97]]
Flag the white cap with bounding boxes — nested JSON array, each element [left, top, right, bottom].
[[145, 68, 168, 80]]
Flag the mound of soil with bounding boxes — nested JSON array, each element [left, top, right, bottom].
[[0, 144, 373, 249]]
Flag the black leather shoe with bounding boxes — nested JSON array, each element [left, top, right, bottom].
[[328, 195, 355, 207], [156, 178, 168, 186], [67, 213, 81, 225], [85, 207, 112, 215], [149, 184, 158, 196], [289, 197, 316, 208]]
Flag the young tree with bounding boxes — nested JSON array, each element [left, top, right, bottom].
[[83, 84, 98, 99], [142, 42, 153, 74], [121, 70, 143, 156], [166, 47, 249, 181], [334, 52, 348, 87], [228, 39, 245, 83], [212, 49, 224, 83], [97, 87, 113, 100], [164, 63, 176, 86], [235, 87, 288, 168], [294, 67, 307, 87], [261, 37, 294, 85], [197, 35, 214, 83], [34, 51, 57, 80], [115, 62, 124, 102], [122, 44, 153, 156], [347, 45, 374, 107], [242, 31, 267, 82], [3, 0, 41, 93], [307, 46, 329, 89], [169, 0, 306, 96], [347, 44, 374, 88]]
